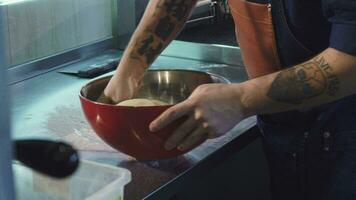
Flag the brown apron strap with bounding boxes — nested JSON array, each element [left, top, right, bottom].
[[228, 0, 281, 79]]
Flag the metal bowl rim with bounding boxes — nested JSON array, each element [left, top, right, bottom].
[[79, 69, 231, 107]]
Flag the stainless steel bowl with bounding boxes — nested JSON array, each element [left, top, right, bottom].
[[82, 69, 230, 104]]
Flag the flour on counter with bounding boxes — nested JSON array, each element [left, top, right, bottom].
[[45, 105, 116, 152]]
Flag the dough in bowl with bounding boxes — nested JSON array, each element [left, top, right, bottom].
[[116, 98, 169, 107]]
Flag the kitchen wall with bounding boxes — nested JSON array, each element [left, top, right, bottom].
[[2, 0, 114, 67]]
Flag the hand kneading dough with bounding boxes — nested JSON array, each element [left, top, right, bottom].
[[117, 98, 168, 107]]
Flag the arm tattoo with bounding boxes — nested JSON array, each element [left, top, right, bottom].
[[267, 56, 340, 104], [130, 0, 195, 65], [159, 0, 190, 21], [131, 33, 164, 65], [155, 16, 175, 40]]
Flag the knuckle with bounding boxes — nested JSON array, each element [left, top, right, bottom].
[[194, 111, 204, 121], [187, 98, 199, 107], [167, 108, 177, 118], [163, 110, 177, 122], [157, 117, 166, 125], [197, 84, 209, 91], [192, 85, 207, 96], [202, 122, 210, 129]]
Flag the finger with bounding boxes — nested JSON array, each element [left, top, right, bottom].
[[202, 122, 218, 139], [150, 101, 192, 132], [164, 115, 197, 150], [207, 131, 218, 139], [178, 126, 208, 151]]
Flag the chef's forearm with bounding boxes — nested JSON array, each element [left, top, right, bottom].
[[117, 0, 198, 78], [239, 48, 356, 116]]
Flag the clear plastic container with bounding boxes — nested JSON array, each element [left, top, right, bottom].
[[13, 160, 131, 200]]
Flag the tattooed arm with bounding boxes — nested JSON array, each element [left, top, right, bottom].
[[240, 48, 356, 115], [149, 48, 356, 151], [102, 0, 198, 103]]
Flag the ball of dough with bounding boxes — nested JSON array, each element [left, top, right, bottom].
[[116, 98, 168, 107]]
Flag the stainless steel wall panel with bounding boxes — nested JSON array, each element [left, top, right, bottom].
[[0, 5, 15, 200]]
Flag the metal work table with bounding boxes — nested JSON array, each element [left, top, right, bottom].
[[10, 49, 259, 200]]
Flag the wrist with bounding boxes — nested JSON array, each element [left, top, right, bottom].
[[105, 74, 140, 98], [237, 82, 261, 117], [116, 56, 146, 79]]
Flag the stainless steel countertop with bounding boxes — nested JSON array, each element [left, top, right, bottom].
[[10, 49, 255, 200]]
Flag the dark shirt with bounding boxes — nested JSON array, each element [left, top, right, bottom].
[[247, 0, 356, 56]]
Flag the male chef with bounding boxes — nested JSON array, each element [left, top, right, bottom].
[[100, 0, 356, 199]]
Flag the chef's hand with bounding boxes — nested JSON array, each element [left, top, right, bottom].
[[97, 66, 143, 104], [149, 83, 250, 151]]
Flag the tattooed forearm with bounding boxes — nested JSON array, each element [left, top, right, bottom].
[[267, 56, 340, 104], [158, 0, 190, 21], [130, 0, 196, 65], [131, 33, 164, 65], [155, 16, 175, 40]]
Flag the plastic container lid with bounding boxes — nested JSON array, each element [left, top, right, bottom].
[[13, 160, 131, 200]]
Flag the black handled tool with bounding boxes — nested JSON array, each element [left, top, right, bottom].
[[15, 140, 80, 179], [77, 60, 118, 78], [59, 59, 120, 78]]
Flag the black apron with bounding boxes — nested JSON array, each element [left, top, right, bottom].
[[229, 0, 356, 199]]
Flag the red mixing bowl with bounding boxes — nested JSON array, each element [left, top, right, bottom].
[[79, 70, 230, 160]]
